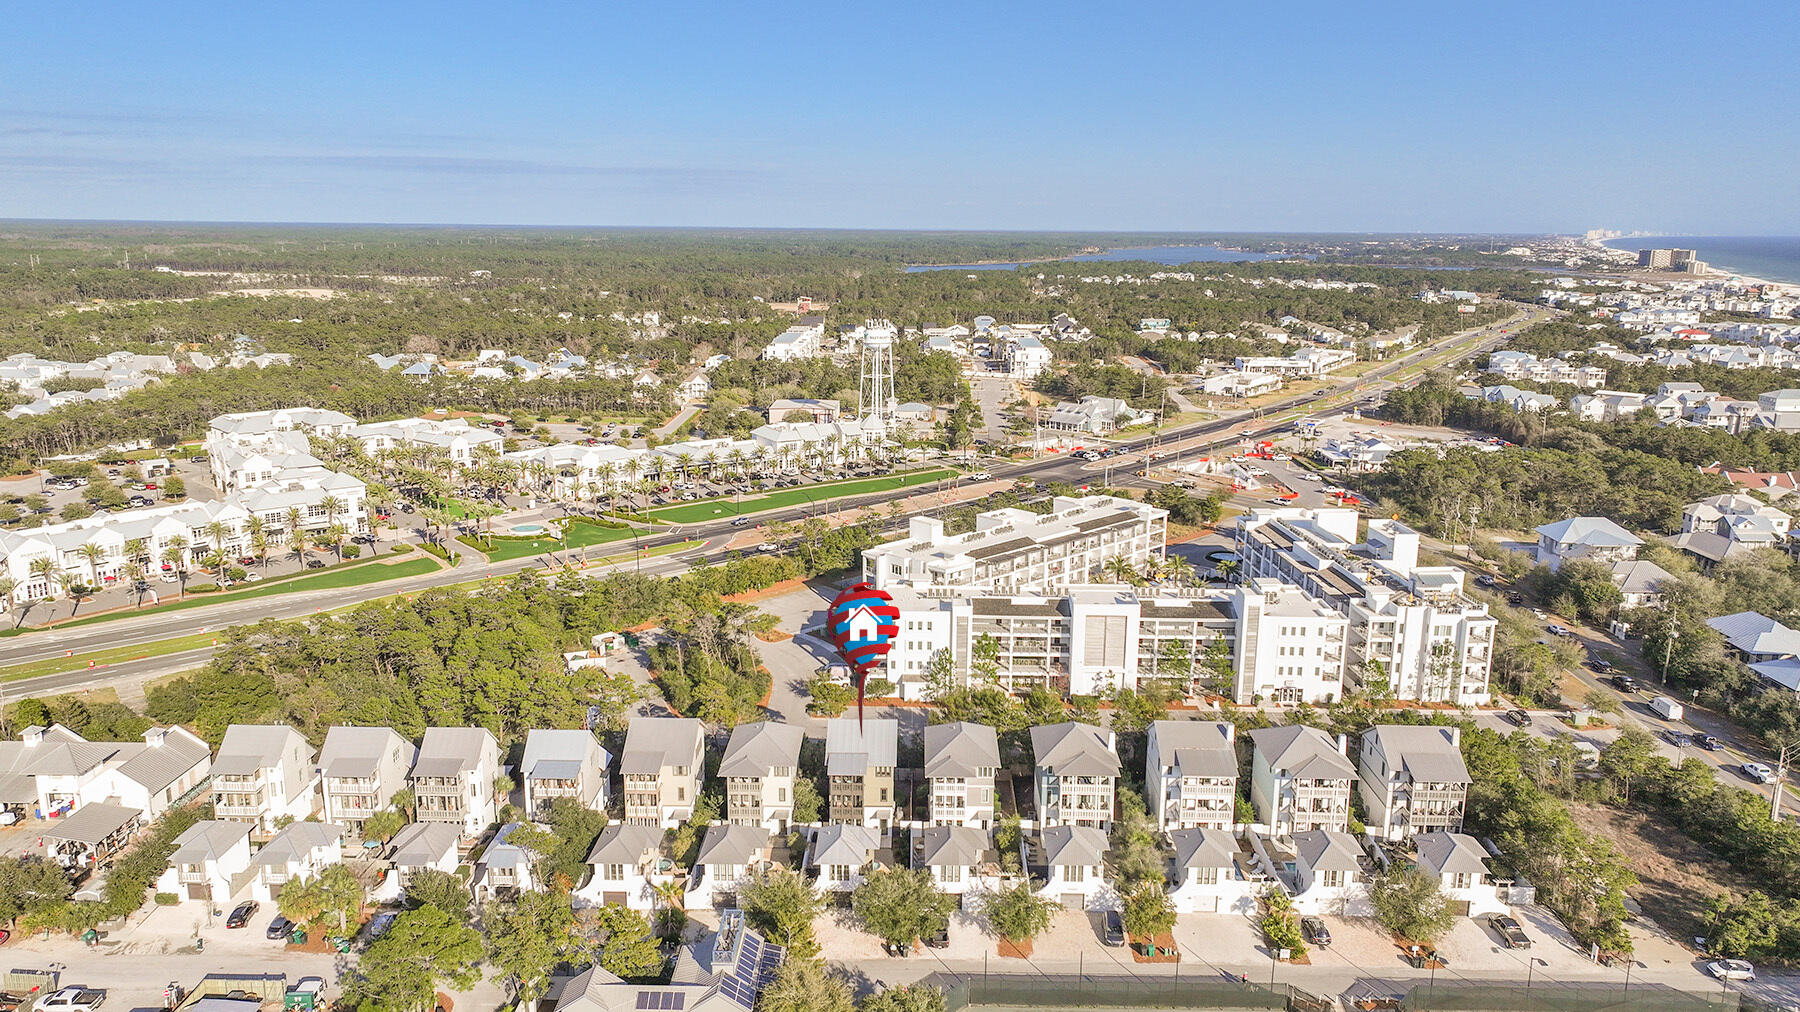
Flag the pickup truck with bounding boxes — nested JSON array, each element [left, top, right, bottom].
[[39, 988, 105, 1012]]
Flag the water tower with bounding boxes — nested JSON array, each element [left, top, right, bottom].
[[859, 318, 897, 435]]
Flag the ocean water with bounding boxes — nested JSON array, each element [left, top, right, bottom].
[[905, 244, 1278, 273], [1600, 235, 1800, 285]]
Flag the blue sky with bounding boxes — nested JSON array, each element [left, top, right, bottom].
[[4, 1, 1797, 232]]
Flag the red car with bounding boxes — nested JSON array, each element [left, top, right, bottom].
[[144, 483, 158, 490]]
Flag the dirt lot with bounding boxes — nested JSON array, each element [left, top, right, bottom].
[[1567, 803, 1744, 946]]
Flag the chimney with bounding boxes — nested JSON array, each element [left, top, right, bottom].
[[21, 726, 44, 747], [143, 727, 168, 748]]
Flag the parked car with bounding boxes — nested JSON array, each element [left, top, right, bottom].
[[1301, 916, 1331, 947], [40, 989, 105, 1012], [306, 559, 326, 569], [226, 901, 259, 928], [923, 920, 950, 949], [1505, 709, 1532, 727], [359, 911, 398, 946], [1707, 959, 1756, 982], [1666, 730, 1695, 748], [1700, 735, 1726, 751], [266, 915, 296, 940], [1742, 763, 1777, 784], [1488, 914, 1530, 949], [1102, 910, 1126, 947]]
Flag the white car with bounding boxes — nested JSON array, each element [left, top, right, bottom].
[[41, 988, 106, 1012], [1742, 763, 1776, 785], [1707, 959, 1756, 981], [966, 472, 992, 481]]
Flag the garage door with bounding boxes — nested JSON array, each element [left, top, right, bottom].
[[604, 892, 627, 906], [186, 883, 209, 901], [1062, 893, 1086, 910], [1188, 896, 1218, 914], [1447, 900, 1470, 917]]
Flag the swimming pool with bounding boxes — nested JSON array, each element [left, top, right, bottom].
[[511, 523, 547, 535]]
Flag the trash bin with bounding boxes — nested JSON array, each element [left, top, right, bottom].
[[289, 928, 307, 946]]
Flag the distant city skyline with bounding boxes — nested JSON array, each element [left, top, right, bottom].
[[5, 1, 1797, 233]]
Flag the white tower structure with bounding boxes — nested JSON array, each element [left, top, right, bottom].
[[859, 318, 898, 435]]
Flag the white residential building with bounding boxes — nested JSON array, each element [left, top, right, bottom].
[[862, 495, 1167, 593], [1286, 829, 1372, 916], [807, 823, 884, 893], [1414, 831, 1506, 917], [689, 824, 775, 909], [1031, 722, 1118, 831], [318, 726, 417, 832], [383, 821, 463, 896], [720, 722, 805, 833], [210, 724, 319, 832], [410, 727, 502, 839], [1248, 726, 1354, 836], [1167, 827, 1259, 915], [579, 823, 669, 911], [1200, 371, 1283, 398], [1356, 725, 1470, 842], [825, 717, 897, 832], [923, 721, 1000, 829], [760, 324, 825, 361], [1533, 516, 1642, 572], [917, 825, 999, 902], [1145, 721, 1237, 831], [520, 729, 612, 817], [621, 717, 706, 828], [1024, 825, 1116, 911], [1006, 335, 1053, 380], [0, 724, 212, 822], [248, 822, 344, 903], [157, 820, 253, 903], [473, 822, 543, 901], [349, 417, 504, 470], [1237, 509, 1496, 704]]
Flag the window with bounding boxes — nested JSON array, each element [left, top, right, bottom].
[[676, 787, 685, 801], [778, 787, 787, 802], [1066, 865, 1085, 882], [605, 863, 625, 880], [941, 864, 963, 883]]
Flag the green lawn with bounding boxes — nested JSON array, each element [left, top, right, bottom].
[[641, 469, 956, 524], [53, 557, 443, 629], [460, 520, 637, 562], [0, 629, 225, 683]]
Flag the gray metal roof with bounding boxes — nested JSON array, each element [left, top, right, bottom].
[[522, 729, 610, 780], [214, 724, 310, 777], [1294, 829, 1363, 873], [696, 823, 771, 867], [824, 718, 897, 776], [1249, 726, 1355, 780], [319, 726, 414, 779], [586, 823, 666, 866], [719, 722, 804, 779], [251, 822, 344, 868], [1151, 720, 1236, 779], [1363, 725, 1470, 785], [1039, 825, 1109, 867], [1170, 827, 1235, 870], [1030, 722, 1119, 778], [1414, 831, 1489, 877], [42, 801, 141, 844], [389, 821, 463, 866], [808, 824, 882, 867], [412, 726, 497, 778], [621, 717, 705, 776], [115, 728, 212, 791], [923, 722, 1000, 779], [917, 825, 991, 868], [169, 820, 252, 864]]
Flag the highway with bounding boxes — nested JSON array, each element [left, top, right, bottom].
[[0, 302, 1549, 697]]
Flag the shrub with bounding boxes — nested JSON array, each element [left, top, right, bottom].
[[154, 892, 180, 906], [342, 545, 361, 559], [390, 544, 414, 554], [224, 567, 246, 582], [186, 583, 220, 593]]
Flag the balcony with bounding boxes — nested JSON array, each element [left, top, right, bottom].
[[178, 868, 210, 884]]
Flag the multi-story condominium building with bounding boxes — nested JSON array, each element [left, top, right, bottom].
[[1357, 725, 1470, 842], [861, 496, 1167, 593], [1145, 721, 1237, 831], [1236, 509, 1496, 704], [409, 727, 502, 838], [1248, 726, 1354, 837], [923, 721, 1000, 829], [825, 717, 897, 833], [1031, 722, 1119, 831], [210, 724, 319, 832], [519, 729, 612, 817], [621, 717, 706, 828], [349, 417, 504, 470], [719, 721, 805, 832], [760, 323, 826, 362], [1228, 579, 1350, 704], [248, 822, 343, 903], [318, 726, 417, 832]]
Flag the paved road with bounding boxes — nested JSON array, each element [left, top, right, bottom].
[[0, 303, 1545, 691]]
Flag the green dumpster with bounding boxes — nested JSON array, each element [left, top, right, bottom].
[[288, 928, 307, 946]]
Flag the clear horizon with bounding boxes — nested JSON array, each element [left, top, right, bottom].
[[6, 1, 1796, 233]]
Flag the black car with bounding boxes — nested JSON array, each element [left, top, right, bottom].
[[1666, 730, 1695, 748], [226, 900, 259, 929], [1610, 674, 1639, 693], [923, 920, 950, 949], [1505, 709, 1532, 727], [1301, 916, 1332, 947], [1699, 734, 1727, 751], [305, 559, 326, 569], [266, 914, 295, 940], [1590, 659, 1613, 673], [1102, 910, 1126, 946]]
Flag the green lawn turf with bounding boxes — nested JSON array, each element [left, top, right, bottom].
[[51, 557, 443, 629], [640, 468, 955, 524], [460, 520, 636, 562]]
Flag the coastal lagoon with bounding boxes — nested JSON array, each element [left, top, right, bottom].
[[905, 244, 1281, 273]]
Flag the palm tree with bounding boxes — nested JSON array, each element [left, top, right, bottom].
[[1102, 555, 1143, 586], [319, 496, 344, 535], [0, 577, 17, 612], [284, 506, 305, 549], [123, 537, 148, 570], [326, 523, 347, 561], [75, 543, 107, 587], [1160, 555, 1196, 587], [162, 539, 190, 597], [27, 557, 55, 599], [596, 461, 617, 498], [251, 527, 270, 566], [675, 452, 696, 484], [1216, 558, 1240, 585], [204, 520, 229, 564], [55, 573, 83, 616]]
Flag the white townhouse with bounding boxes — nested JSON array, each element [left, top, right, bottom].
[[473, 822, 543, 901], [924, 721, 1000, 829], [1, 724, 213, 822], [1031, 722, 1119, 831], [211, 724, 319, 832], [806, 823, 884, 894], [578, 823, 669, 912], [1145, 721, 1237, 831], [1287, 829, 1372, 916], [520, 729, 611, 817], [688, 823, 776, 909], [208, 407, 358, 445], [1248, 726, 1354, 837], [825, 717, 898, 832], [507, 442, 643, 499], [1357, 725, 1470, 842], [409, 726, 502, 839], [916, 825, 999, 902], [1533, 516, 1643, 572], [381, 821, 464, 897], [622, 717, 707, 828], [350, 417, 504, 470], [1025, 825, 1115, 912], [318, 726, 417, 833], [1413, 831, 1506, 917], [720, 722, 805, 833], [248, 822, 344, 903], [1167, 827, 1258, 915], [157, 820, 254, 903]]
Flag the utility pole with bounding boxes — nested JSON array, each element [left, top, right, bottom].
[[1772, 741, 1797, 821]]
